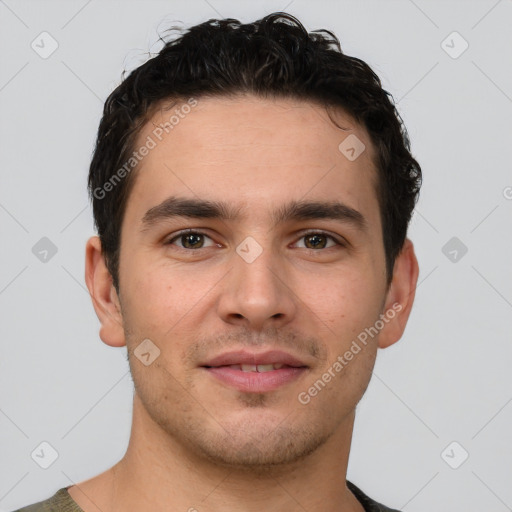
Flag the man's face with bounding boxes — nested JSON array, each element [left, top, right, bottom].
[[113, 95, 392, 468]]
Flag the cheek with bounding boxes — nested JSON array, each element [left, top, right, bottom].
[[304, 267, 383, 334], [119, 258, 176, 348], [120, 255, 219, 345]]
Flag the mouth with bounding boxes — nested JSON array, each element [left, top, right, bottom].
[[216, 363, 292, 372], [200, 350, 309, 393]]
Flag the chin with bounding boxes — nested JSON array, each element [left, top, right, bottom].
[[183, 415, 332, 474]]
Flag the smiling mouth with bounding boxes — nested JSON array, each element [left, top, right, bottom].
[[201, 363, 308, 393], [200, 349, 310, 392], [205, 363, 296, 372]]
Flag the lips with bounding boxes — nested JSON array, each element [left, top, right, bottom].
[[201, 350, 308, 393], [227, 363, 286, 372], [202, 349, 307, 369]]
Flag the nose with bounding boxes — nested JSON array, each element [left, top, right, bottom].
[[216, 241, 297, 332]]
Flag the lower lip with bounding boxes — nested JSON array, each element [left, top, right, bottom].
[[203, 366, 307, 392]]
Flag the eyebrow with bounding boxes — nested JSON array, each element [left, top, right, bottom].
[[140, 196, 368, 233]]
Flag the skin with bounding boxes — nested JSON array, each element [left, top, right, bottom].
[[71, 94, 419, 512]]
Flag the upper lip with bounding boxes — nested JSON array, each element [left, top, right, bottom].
[[201, 350, 308, 368]]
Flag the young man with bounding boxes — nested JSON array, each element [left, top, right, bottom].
[[14, 12, 421, 512]]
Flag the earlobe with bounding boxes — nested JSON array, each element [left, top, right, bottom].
[[378, 238, 419, 349], [85, 236, 126, 347]]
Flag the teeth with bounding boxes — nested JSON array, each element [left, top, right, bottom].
[[256, 364, 275, 372], [231, 363, 285, 372]]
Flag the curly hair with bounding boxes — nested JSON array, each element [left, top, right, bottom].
[[88, 12, 422, 292]]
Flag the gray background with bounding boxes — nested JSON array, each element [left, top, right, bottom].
[[1, 0, 511, 510]]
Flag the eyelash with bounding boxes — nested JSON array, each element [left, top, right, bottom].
[[165, 229, 345, 251]]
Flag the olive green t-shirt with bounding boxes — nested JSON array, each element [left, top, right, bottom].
[[11, 481, 401, 511]]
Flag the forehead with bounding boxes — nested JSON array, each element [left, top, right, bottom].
[[140, 94, 376, 168], [126, 94, 381, 231]]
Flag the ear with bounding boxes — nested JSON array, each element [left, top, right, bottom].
[[378, 238, 419, 349], [85, 236, 126, 347]]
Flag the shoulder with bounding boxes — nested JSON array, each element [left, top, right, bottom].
[[9, 487, 83, 512], [347, 480, 402, 512]]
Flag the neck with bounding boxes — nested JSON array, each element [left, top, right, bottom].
[[70, 393, 364, 512]]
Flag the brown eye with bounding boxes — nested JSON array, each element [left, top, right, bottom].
[[304, 234, 328, 249], [296, 232, 341, 250], [167, 230, 215, 249], [180, 233, 204, 249]]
